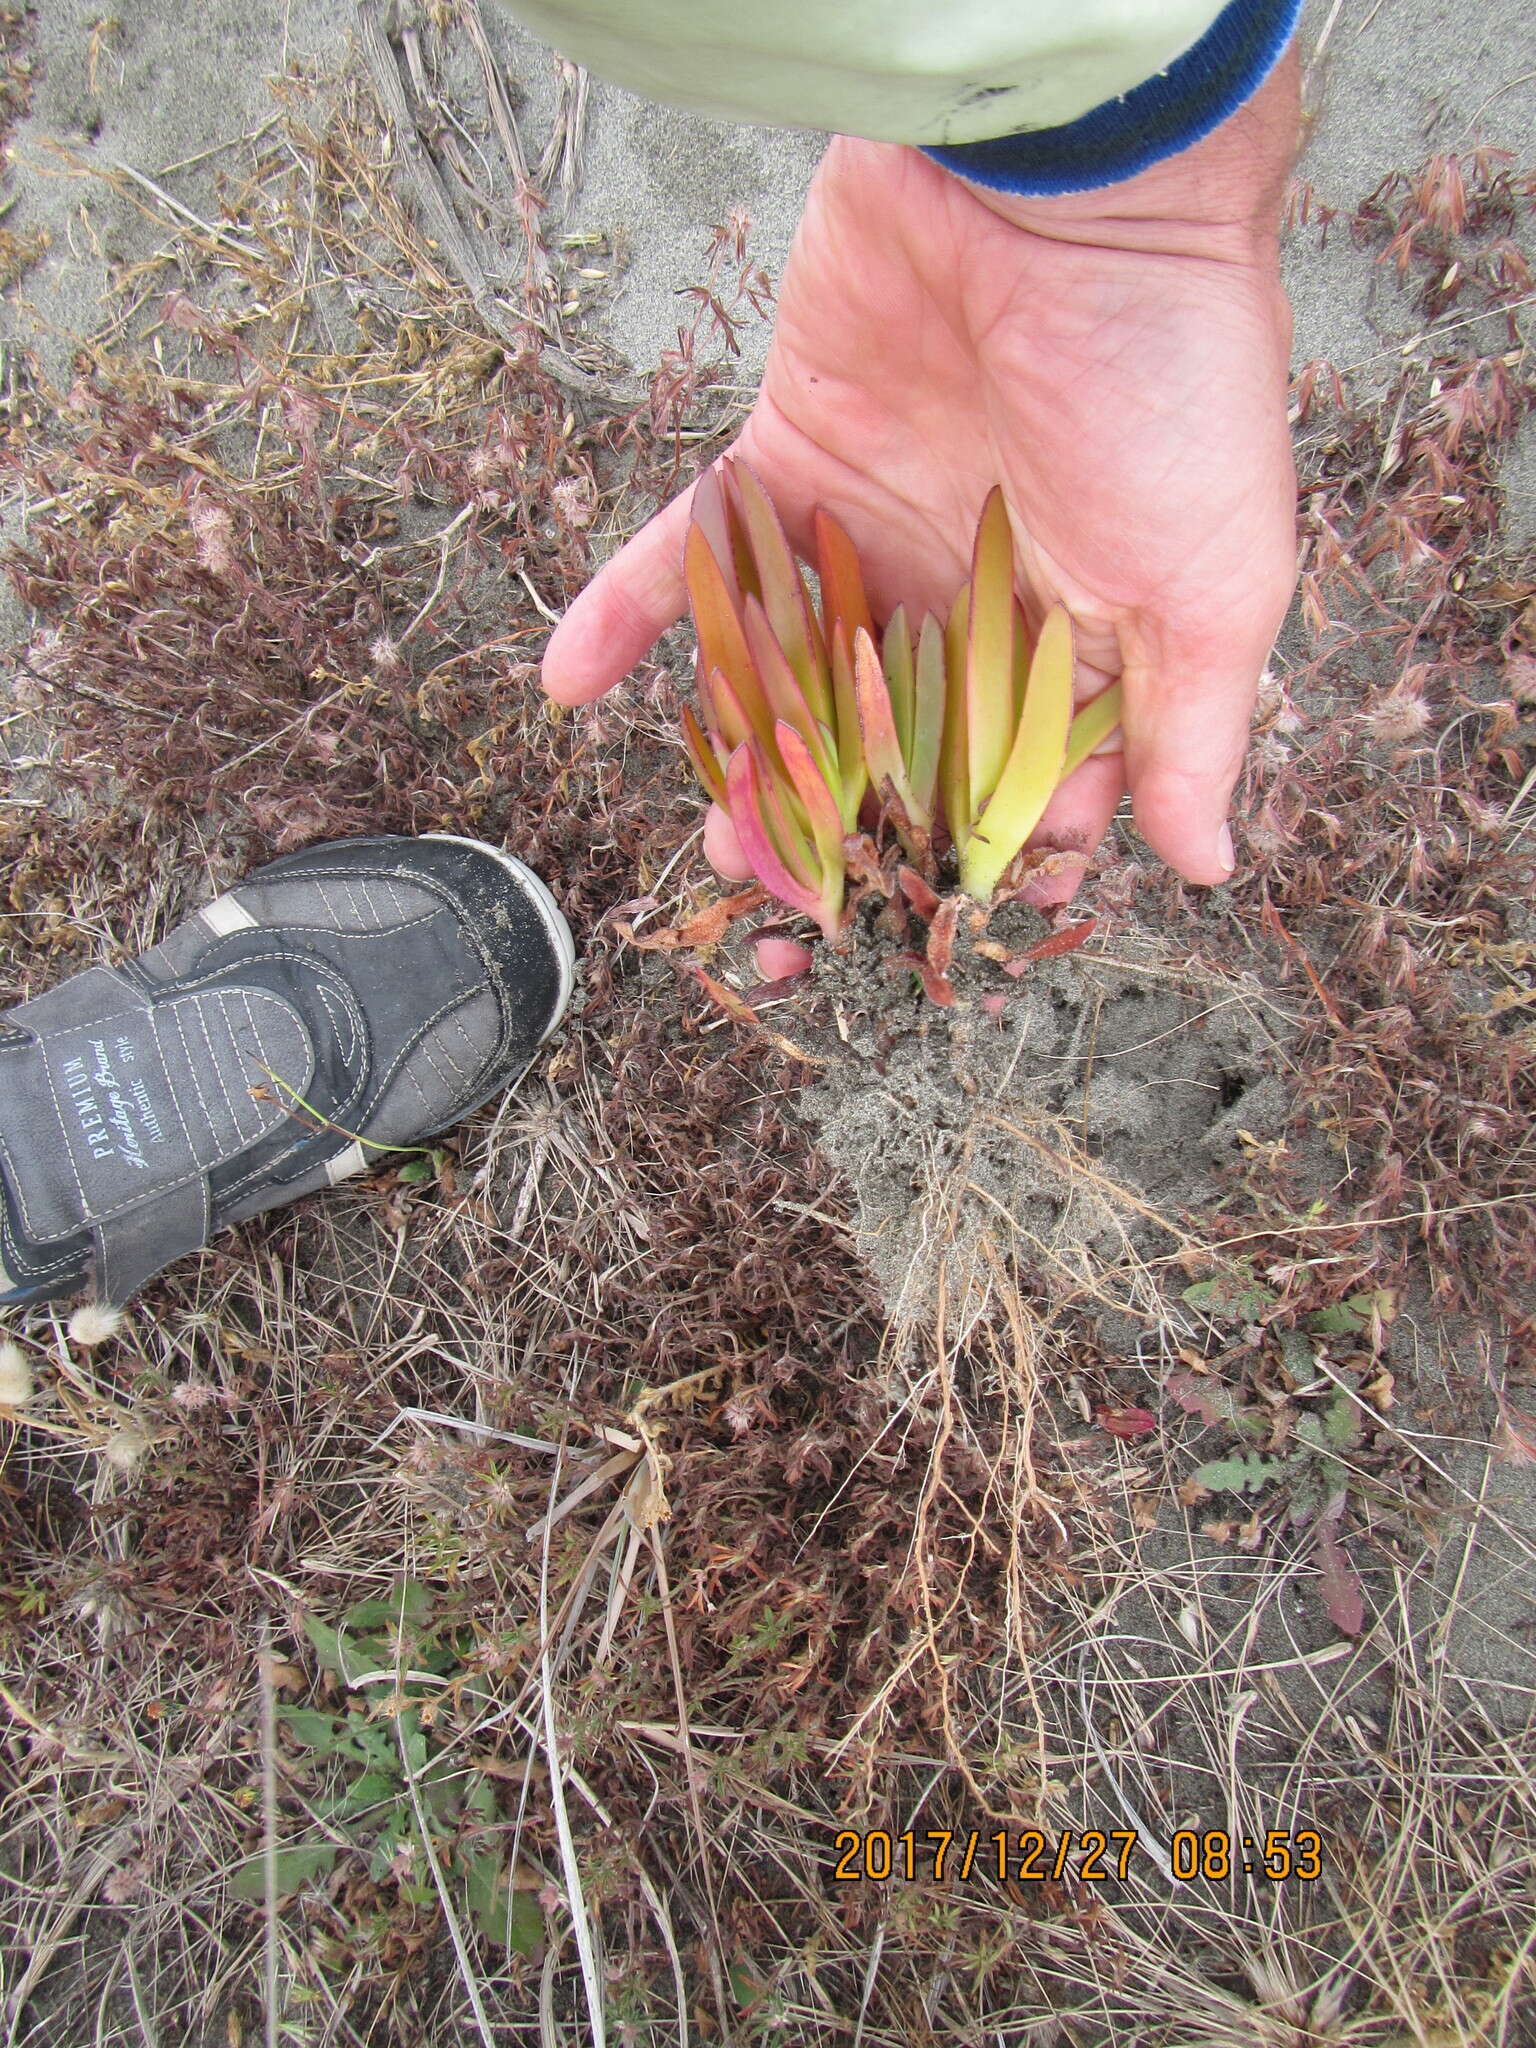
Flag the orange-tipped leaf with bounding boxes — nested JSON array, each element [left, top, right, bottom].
[[729, 461, 830, 723], [815, 507, 876, 655], [681, 704, 728, 806], [852, 626, 907, 799], [685, 524, 758, 707]]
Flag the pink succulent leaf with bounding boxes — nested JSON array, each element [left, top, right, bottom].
[[774, 719, 847, 877], [852, 626, 908, 798], [689, 467, 741, 604], [725, 745, 823, 914], [729, 461, 829, 720], [741, 595, 839, 789]]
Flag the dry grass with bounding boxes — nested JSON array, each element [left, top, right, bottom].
[[0, 12, 1533, 2047]]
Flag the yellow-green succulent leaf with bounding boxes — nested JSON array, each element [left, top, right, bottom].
[[1062, 681, 1124, 779], [965, 487, 1017, 812], [882, 606, 915, 764], [960, 606, 1075, 901], [940, 581, 972, 854], [908, 611, 947, 824]]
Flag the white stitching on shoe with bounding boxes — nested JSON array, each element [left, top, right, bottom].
[[400, 1065, 436, 1119], [193, 997, 243, 1139], [167, 1005, 220, 1150], [417, 1042, 458, 1102], [316, 986, 355, 1068], [427, 1029, 471, 1086], [364, 988, 490, 1114]]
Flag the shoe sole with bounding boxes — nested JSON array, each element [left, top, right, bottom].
[[424, 833, 576, 1039]]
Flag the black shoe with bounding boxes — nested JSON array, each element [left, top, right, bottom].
[[0, 835, 574, 1307]]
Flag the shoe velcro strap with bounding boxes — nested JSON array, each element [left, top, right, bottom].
[[0, 965, 315, 1300]]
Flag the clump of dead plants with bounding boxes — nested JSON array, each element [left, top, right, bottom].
[[0, 14, 1533, 2039]]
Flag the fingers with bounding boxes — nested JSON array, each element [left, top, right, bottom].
[[706, 808, 813, 979], [755, 936, 815, 980], [1123, 643, 1263, 884], [1019, 750, 1127, 906], [703, 803, 753, 880], [540, 483, 700, 705]]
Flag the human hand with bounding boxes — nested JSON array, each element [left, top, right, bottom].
[[542, 52, 1301, 902]]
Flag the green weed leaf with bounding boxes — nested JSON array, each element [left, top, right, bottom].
[[232, 1843, 338, 1900], [277, 1708, 349, 1750], [1182, 1268, 1280, 1323], [342, 1581, 434, 1633], [1194, 1454, 1291, 1495]]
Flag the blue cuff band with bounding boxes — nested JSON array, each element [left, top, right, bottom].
[[921, 0, 1301, 197]]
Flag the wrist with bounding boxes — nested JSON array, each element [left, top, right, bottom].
[[955, 45, 1300, 263]]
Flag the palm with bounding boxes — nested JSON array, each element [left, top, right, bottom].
[[544, 135, 1298, 888]]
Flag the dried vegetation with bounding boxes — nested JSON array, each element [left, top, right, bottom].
[[0, 15, 1533, 2047]]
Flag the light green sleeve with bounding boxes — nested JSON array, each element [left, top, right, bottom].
[[497, 0, 1230, 146]]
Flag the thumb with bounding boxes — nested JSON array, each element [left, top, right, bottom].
[[541, 481, 699, 705], [1123, 649, 1262, 884]]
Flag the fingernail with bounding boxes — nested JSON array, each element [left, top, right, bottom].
[[1215, 823, 1236, 876]]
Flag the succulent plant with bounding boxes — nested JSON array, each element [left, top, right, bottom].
[[942, 488, 1124, 902], [680, 460, 1121, 937]]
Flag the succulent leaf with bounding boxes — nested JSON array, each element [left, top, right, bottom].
[[814, 507, 876, 655], [725, 744, 824, 918], [740, 595, 839, 789], [882, 607, 915, 762], [1062, 681, 1124, 778], [940, 582, 972, 856], [960, 606, 1075, 901], [909, 613, 947, 824], [775, 720, 846, 878], [853, 627, 906, 797], [966, 488, 1017, 810], [684, 524, 757, 706], [827, 622, 868, 826], [683, 464, 1100, 942], [681, 704, 728, 807], [727, 462, 830, 723]]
